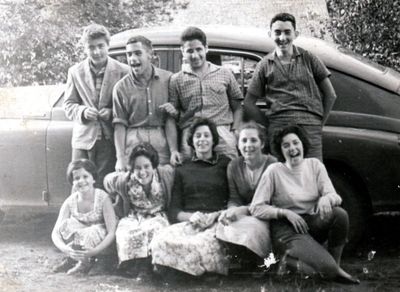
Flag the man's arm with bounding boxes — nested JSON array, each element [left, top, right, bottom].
[[244, 92, 268, 126], [319, 77, 337, 125], [231, 100, 243, 133], [114, 124, 128, 171], [165, 116, 182, 166], [63, 67, 98, 122]]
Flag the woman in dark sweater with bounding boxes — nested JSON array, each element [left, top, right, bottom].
[[150, 118, 231, 276]]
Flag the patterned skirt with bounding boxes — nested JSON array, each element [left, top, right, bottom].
[[116, 212, 169, 264], [59, 217, 107, 250], [150, 222, 229, 276]]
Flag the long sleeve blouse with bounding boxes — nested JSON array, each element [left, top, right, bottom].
[[250, 158, 342, 219]]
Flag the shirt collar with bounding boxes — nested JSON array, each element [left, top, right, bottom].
[[183, 61, 220, 75], [130, 64, 160, 81], [191, 152, 219, 165], [130, 64, 160, 83], [267, 45, 302, 61], [89, 59, 107, 75]]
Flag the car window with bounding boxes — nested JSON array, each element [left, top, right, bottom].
[[110, 49, 170, 70], [330, 69, 400, 119], [0, 85, 63, 119]]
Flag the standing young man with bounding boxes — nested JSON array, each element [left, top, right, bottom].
[[64, 24, 129, 188], [166, 26, 243, 162], [244, 13, 337, 161], [112, 36, 175, 171]]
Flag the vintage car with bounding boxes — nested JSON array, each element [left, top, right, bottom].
[[1, 26, 400, 247]]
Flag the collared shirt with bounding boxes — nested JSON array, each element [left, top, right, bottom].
[[169, 62, 243, 130], [191, 153, 220, 165], [89, 60, 107, 139], [89, 60, 107, 106], [247, 45, 330, 125], [113, 66, 172, 128]]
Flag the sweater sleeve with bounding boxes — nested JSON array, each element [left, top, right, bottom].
[[314, 159, 342, 206], [226, 160, 242, 208], [249, 166, 280, 219], [168, 168, 184, 223]]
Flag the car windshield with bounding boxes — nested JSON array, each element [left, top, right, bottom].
[[337, 46, 387, 72], [0, 85, 64, 119]]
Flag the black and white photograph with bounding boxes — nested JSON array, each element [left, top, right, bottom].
[[1, 0, 400, 291]]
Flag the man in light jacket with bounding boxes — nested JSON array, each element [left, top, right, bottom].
[[64, 23, 129, 188]]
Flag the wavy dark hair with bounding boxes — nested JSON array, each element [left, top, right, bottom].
[[270, 12, 297, 30], [272, 124, 310, 162], [187, 118, 219, 150], [129, 142, 159, 169], [66, 159, 98, 185], [181, 26, 207, 46]]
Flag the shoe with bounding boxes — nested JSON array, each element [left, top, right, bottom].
[[67, 260, 94, 275], [52, 257, 77, 273]]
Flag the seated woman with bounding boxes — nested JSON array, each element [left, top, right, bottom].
[[51, 159, 117, 275], [103, 143, 174, 276], [216, 121, 277, 268], [249, 125, 359, 284], [150, 118, 231, 276]]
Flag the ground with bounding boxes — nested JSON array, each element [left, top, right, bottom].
[[1, 212, 400, 292]]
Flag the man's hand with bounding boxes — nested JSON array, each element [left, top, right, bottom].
[[98, 108, 112, 121], [115, 157, 129, 172], [83, 107, 99, 121], [159, 103, 178, 117], [170, 150, 182, 166]]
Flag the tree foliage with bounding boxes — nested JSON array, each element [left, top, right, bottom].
[[326, 0, 400, 72], [0, 0, 186, 87]]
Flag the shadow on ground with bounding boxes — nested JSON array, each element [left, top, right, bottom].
[[1, 211, 400, 291]]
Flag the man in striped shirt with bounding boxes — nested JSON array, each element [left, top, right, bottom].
[[244, 13, 337, 161]]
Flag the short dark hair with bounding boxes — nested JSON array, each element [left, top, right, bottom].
[[66, 159, 98, 185], [129, 142, 159, 169], [126, 35, 153, 52], [181, 26, 207, 46], [187, 118, 219, 149], [81, 23, 110, 45], [238, 121, 267, 146], [270, 12, 297, 30], [272, 124, 310, 162]]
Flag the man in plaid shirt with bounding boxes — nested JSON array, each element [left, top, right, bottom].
[[165, 26, 243, 163], [63, 24, 129, 188]]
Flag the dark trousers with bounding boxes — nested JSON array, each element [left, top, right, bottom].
[[271, 207, 349, 277], [72, 138, 116, 190], [268, 120, 323, 161]]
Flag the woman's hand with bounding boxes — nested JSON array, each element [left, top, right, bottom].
[[316, 196, 333, 220], [282, 209, 309, 234], [190, 211, 219, 230], [219, 206, 248, 225]]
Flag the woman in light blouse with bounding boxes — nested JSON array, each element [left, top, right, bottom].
[[250, 124, 359, 284]]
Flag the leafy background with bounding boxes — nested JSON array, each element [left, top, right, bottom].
[[0, 0, 399, 87]]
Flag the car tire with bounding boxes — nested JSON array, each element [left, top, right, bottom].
[[329, 170, 371, 252]]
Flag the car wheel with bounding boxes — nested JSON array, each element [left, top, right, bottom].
[[329, 170, 371, 252]]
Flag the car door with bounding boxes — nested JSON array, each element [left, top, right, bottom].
[[0, 86, 52, 207], [45, 93, 73, 206]]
